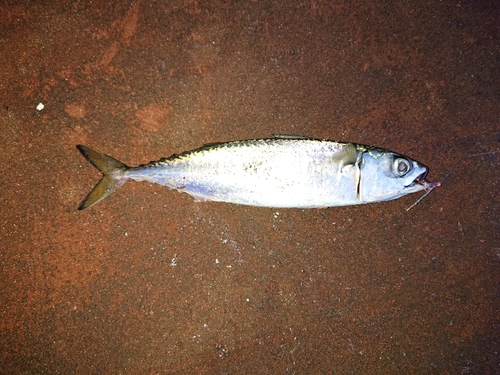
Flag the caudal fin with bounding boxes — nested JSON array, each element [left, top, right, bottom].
[[77, 145, 130, 210]]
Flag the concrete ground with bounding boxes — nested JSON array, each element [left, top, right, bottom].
[[1, 1, 499, 373]]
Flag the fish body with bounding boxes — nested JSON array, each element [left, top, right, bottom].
[[77, 137, 433, 210]]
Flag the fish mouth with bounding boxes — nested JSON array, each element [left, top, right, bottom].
[[414, 171, 428, 185], [405, 170, 429, 188], [414, 171, 441, 191], [405, 171, 442, 211]]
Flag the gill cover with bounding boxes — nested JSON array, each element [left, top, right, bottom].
[[358, 148, 428, 203]]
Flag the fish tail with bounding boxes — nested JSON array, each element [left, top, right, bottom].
[[77, 145, 130, 210]]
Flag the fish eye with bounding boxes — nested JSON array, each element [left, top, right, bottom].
[[393, 157, 412, 176]]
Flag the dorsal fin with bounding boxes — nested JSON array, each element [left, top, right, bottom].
[[272, 134, 310, 140]]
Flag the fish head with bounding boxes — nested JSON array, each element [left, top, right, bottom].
[[358, 147, 429, 203]]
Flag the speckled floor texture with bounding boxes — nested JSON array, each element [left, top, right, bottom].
[[1, 1, 499, 374]]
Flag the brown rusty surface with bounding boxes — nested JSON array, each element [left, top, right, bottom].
[[1, 1, 499, 373]]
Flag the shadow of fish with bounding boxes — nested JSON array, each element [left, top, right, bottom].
[[76, 136, 437, 210]]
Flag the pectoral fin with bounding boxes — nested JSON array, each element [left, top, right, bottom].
[[332, 143, 358, 171]]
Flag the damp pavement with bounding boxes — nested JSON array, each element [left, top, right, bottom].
[[1, 1, 499, 373]]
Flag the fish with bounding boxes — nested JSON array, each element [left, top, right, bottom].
[[76, 136, 439, 210]]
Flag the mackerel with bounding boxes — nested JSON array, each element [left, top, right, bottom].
[[76, 137, 438, 210]]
